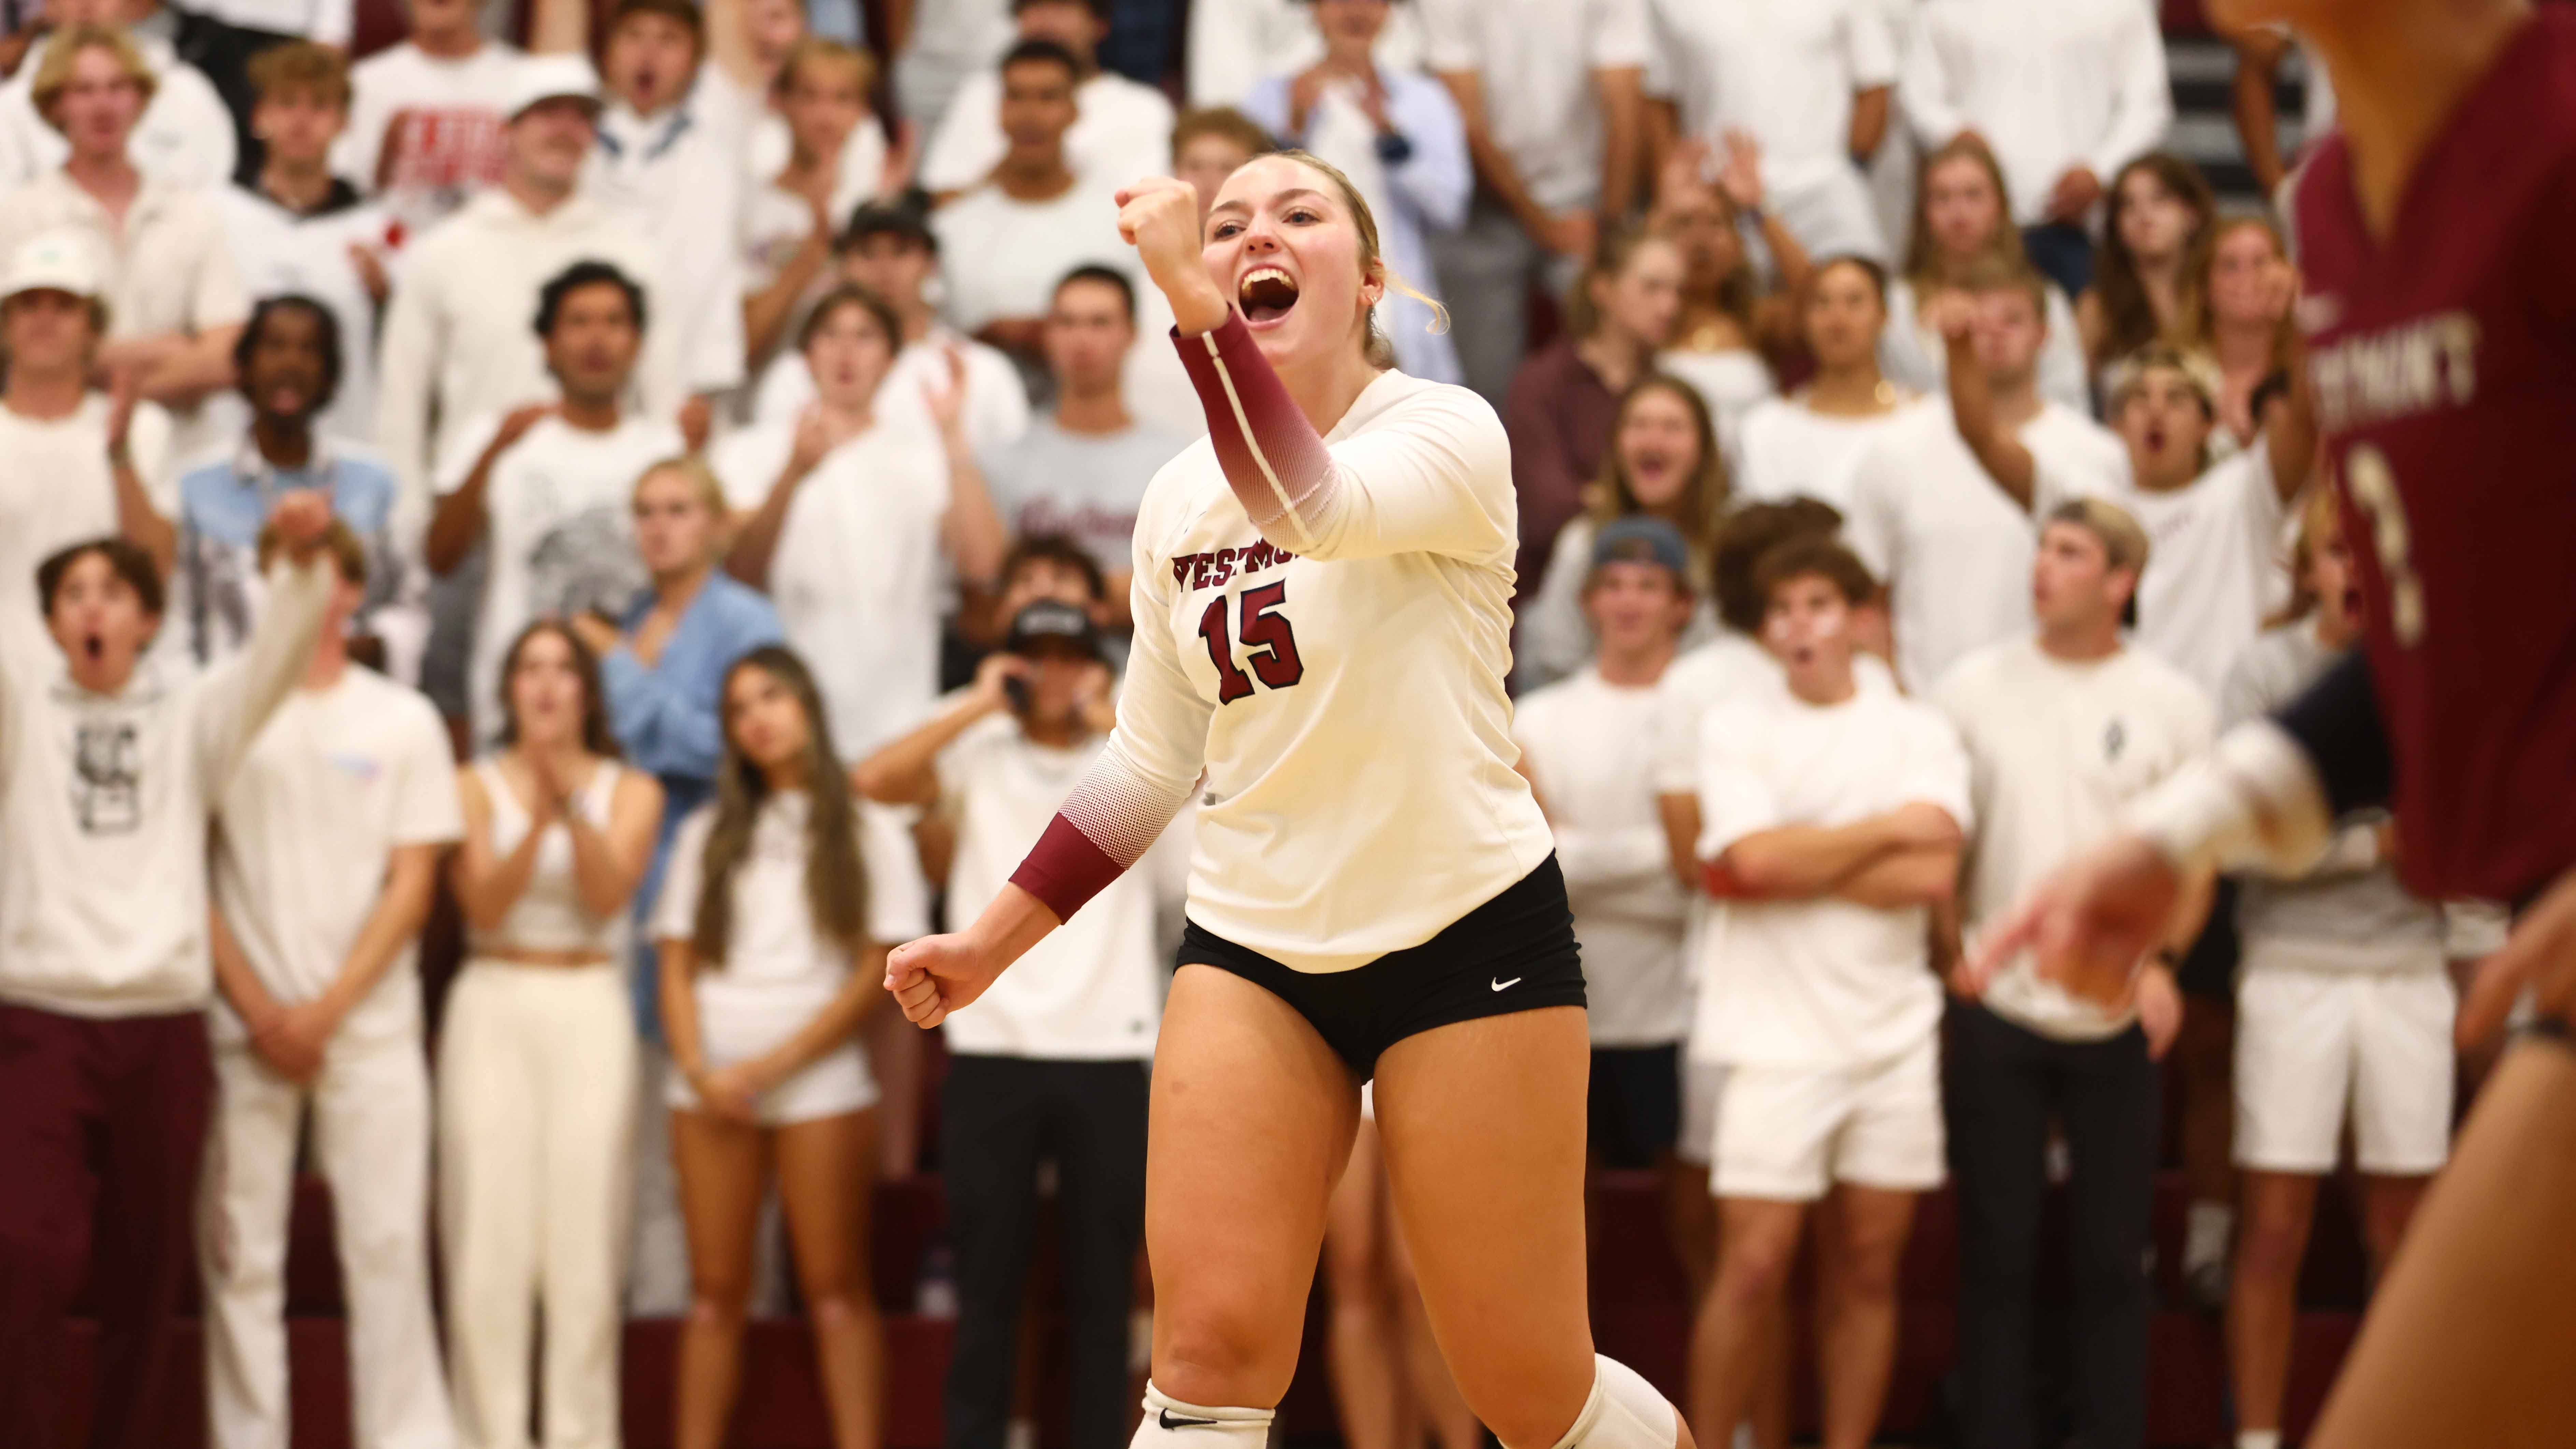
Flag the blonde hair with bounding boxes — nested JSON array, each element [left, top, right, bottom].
[[633, 456, 733, 559], [773, 35, 875, 100], [2169, 213, 2298, 363], [32, 26, 157, 127], [1258, 148, 1449, 368], [2045, 496, 2151, 579]]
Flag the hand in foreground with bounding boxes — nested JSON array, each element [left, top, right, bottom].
[[883, 932, 1010, 1030], [2130, 963, 2185, 1061], [2459, 861, 2576, 1048], [1965, 834, 2181, 1003], [268, 490, 335, 560], [249, 1000, 335, 1084], [693, 1060, 767, 1123]]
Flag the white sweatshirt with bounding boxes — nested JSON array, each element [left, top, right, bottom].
[[372, 189, 685, 513], [0, 558, 333, 1017]]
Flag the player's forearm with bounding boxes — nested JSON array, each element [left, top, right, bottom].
[[2231, 51, 2290, 195], [2127, 717, 2341, 878], [1175, 311, 1339, 556]]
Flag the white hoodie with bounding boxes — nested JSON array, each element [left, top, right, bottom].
[[0, 557, 332, 1017]]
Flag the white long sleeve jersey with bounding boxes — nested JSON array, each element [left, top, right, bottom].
[[1020, 328, 1554, 974]]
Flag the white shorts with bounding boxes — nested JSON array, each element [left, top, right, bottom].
[[1676, 1057, 1727, 1167], [668, 992, 879, 1126], [1711, 1034, 1945, 1202], [2234, 964, 2455, 1176]]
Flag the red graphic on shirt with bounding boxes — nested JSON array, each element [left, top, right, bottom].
[[377, 106, 507, 197]]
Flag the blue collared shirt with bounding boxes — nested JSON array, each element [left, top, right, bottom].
[[173, 434, 422, 678]]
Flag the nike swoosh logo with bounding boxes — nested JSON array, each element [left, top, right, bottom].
[[1491, 976, 1521, 992], [1160, 1410, 1220, 1431]]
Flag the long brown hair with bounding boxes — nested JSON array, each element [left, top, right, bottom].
[[2170, 214, 2298, 363], [1902, 133, 2027, 291], [495, 619, 622, 757], [1583, 373, 1727, 591], [689, 646, 868, 966], [2091, 152, 2215, 368]]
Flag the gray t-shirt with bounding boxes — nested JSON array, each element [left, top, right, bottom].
[[981, 416, 1191, 577], [2224, 623, 2444, 972]]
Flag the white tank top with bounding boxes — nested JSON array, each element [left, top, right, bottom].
[[470, 757, 627, 957]]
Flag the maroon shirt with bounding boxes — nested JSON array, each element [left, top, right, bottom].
[[1501, 340, 1618, 605], [2289, 8, 2576, 900]]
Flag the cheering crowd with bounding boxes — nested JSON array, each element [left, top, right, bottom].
[[0, 1, 2515, 1449]]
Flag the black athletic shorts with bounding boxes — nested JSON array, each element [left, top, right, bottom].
[[1176, 854, 1586, 1080], [1587, 1043, 1682, 1170]]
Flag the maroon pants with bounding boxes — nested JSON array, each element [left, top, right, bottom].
[[0, 1003, 213, 1449]]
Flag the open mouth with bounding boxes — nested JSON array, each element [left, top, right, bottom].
[[1238, 267, 1299, 325], [82, 631, 104, 664], [2144, 424, 2170, 454], [2344, 586, 2363, 615]]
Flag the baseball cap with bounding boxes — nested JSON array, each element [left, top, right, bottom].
[[1004, 600, 1102, 660], [502, 54, 604, 121], [1, 230, 103, 304], [836, 199, 938, 255], [1590, 516, 1691, 582]]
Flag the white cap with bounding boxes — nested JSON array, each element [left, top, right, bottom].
[[502, 54, 604, 121], [1, 230, 103, 303]]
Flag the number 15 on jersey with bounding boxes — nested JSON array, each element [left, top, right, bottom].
[[1198, 582, 1306, 704]]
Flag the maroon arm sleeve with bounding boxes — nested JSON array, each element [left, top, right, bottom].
[[1007, 815, 1128, 924], [1171, 312, 1342, 555]]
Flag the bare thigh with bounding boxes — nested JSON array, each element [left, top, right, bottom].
[[774, 1110, 878, 1303], [672, 1110, 771, 1307], [1145, 965, 1361, 1407], [1375, 1006, 1596, 1449]]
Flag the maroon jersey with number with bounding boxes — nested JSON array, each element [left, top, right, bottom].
[[2289, 9, 2576, 901]]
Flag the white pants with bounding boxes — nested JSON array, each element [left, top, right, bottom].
[[2235, 964, 2456, 1176], [437, 962, 638, 1449], [199, 1031, 453, 1449], [1713, 1034, 1946, 1201]]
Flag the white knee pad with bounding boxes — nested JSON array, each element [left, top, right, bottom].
[[1548, 1355, 1679, 1449], [1133, 1382, 1274, 1449]]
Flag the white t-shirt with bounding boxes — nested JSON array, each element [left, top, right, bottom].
[[1731, 397, 1909, 514], [751, 330, 1032, 457], [586, 100, 749, 396], [1513, 667, 1692, 1046], [438, 412, 683, 745], [1930, 636, 2213, 1038], [334, 41, 524, 235], [1643, 0, 1896, 179], [1186, 0, 1426, 106], [1896, 0, 2173, 228], [2042, 444, 2289, 700], [936, 710, 1161, 1058], [709, 418, 951, 758], [210, 668, 464, 1044], [931, 179, 1139, 336], [1843, 397, 2125, 691], [1648, 628, 1898, 795], [655, 792, 869, 1035], [0, 394, 175, 665], [1114, 369, 1555, 971], [919, 69, 1177, 196], [1416, 0, 1653, 213], [1690, 686, 1971, 1068]]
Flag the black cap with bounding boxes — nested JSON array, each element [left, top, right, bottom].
[[837, 199, 937, 255], [1005, 600, 1102, 660]]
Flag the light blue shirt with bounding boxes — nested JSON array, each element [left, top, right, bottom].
[[173, 435, 418, 676], [603, 571, 785, 1035]]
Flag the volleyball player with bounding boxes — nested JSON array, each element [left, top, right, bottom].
[[1972, 3, 2576, 1444], [887, 154, 1697, 1449]]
